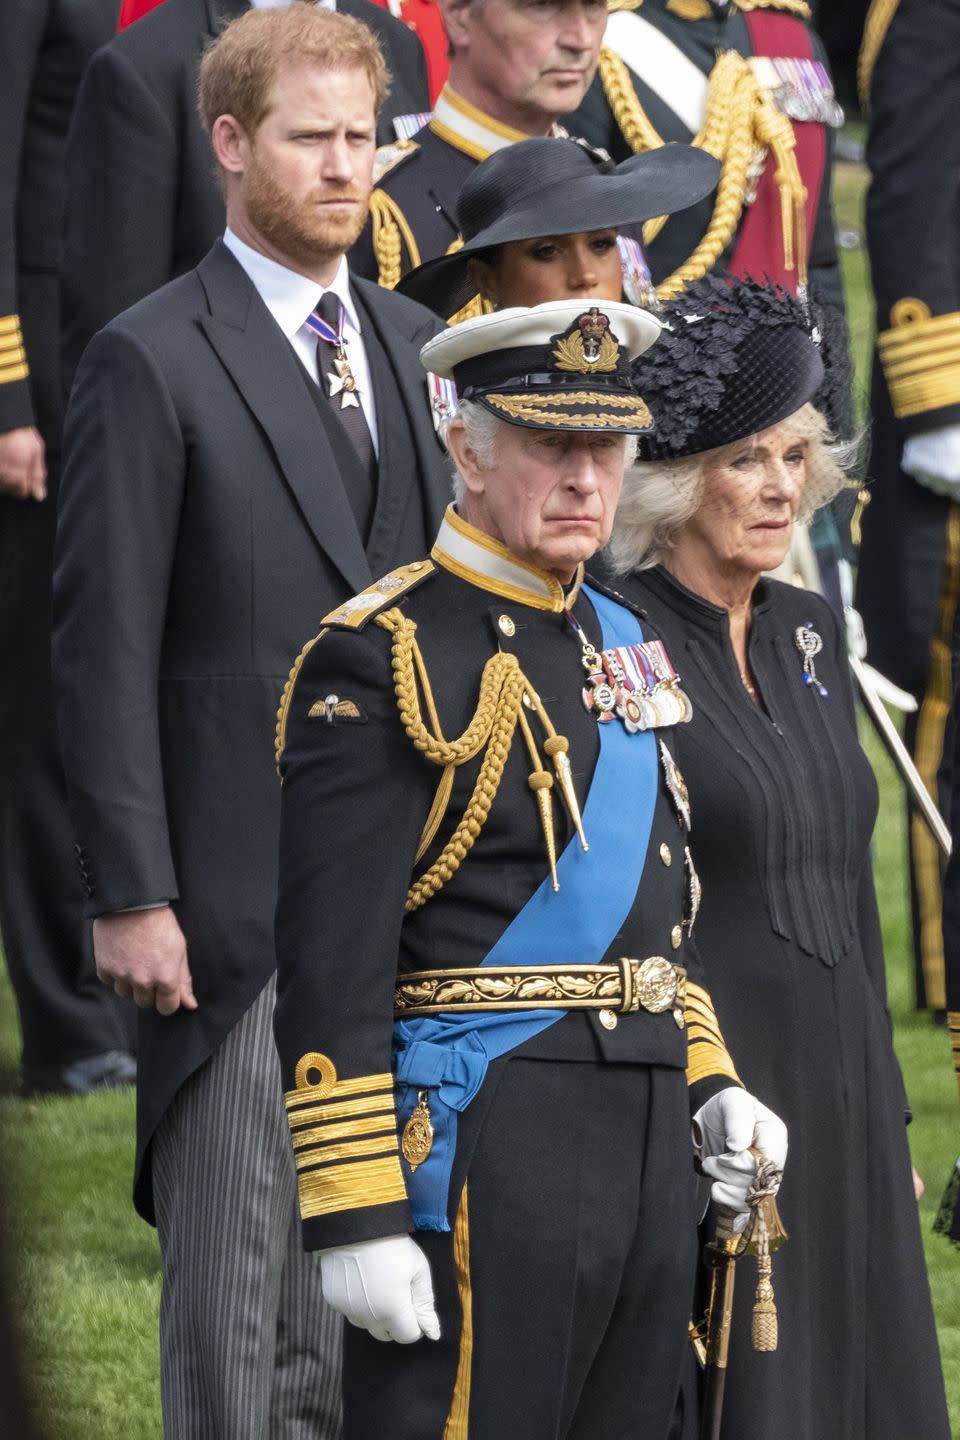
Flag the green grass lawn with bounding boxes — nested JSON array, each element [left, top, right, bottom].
[[2, 150, 959, 1438]]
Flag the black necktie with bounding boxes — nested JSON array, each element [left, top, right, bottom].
[[314, 291, 377, 485]]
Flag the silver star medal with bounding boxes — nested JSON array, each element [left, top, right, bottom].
[[327, 350, 361, 409]]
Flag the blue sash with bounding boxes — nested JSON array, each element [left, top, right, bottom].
[[394, 585, 658, 1230]]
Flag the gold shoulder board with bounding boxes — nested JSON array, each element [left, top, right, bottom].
[[373, 138, 419, 186], [321, 560, 436, 631]]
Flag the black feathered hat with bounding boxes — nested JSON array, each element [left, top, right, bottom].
[[631, 275, 826, 459], [396, 137, 721, 319]]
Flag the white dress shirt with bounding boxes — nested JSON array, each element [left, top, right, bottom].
[[223, 226, 378, 453]]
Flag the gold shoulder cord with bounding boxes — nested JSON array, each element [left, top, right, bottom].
[[598, 45, 809, 298], [369, 190, 422, 289], [857, 0, 900, 112], [736, 0, 811, 16], [374, 608, 585, 911]]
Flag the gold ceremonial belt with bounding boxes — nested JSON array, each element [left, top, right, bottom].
[[394, 957, 686, 1020]]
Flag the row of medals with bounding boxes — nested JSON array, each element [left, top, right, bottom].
[[581, 640, 692, 733]]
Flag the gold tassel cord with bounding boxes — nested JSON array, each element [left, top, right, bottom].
[[598, 47, 808, 299], [374, 610, 574, 911]]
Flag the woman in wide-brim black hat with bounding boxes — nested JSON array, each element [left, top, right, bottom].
[[603, 275, 952, 1440], [396, 136, 720, 320]]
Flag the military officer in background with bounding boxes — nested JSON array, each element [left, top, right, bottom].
[[273, 299, 787, 1437], [348, 0, 610, 288], [565, 0, 853, 599], [856, 0, 960, 1013], [62, 0, 430, 384], [0, 0, 138, 1096]]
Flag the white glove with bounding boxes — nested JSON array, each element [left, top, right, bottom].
[[901, 425, 960, 498], [692, 1086, 788, 1232], [320, 1234, 440, 1344]]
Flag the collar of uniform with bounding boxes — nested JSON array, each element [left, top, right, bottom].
[[222, 228, 360, 341], [431, 505, 584, 612], [429, 85, 532, 162]]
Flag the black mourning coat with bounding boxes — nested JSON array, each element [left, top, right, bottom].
[[61, 0, 430, 383], [613, 565, 950, 1440], [53, 240, 450, 1219]]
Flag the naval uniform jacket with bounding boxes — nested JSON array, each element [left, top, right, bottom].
[[60, 0, 430, 384], [566, 0, 846, 335], [52, 239, 450, 1220], [855, 0, 960, 1011], [274, 508, 740, 1250]]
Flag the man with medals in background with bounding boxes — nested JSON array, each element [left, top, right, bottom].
[[348, 0, 610, 289], [565, 0, 854, 607], [273, 298, 787, 1437]]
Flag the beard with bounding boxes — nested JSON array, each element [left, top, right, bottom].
[[243, 152, 371, 270]]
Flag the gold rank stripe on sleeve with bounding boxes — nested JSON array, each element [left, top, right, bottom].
[[0, 315, 29, 385], [949, 1012, 960, 1095], [877, 303, 960, 419], [285, 1054, 407, 1220], [683, 981, 742, 1087]]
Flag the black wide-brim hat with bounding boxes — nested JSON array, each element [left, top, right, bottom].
[[632, 275, 826, 459], [397, 138, 721, 319], [421, 299, 662, 434]]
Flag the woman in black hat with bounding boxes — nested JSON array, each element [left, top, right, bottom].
[[605, 276, 950, 1440], [396, 136, 720, 319]]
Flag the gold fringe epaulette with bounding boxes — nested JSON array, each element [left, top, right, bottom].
[[274, 562, 436, 772], [369, 189, 421, 289], [0, 315, 29, 386], [857, 0, 900, 111], [878, 301, 960, 420], [598, 45, 809, 297], [735, 0, 811, 17]]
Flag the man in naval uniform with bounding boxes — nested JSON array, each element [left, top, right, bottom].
[[856, 0, 960, 1013], [273, 299, 787, 1438], [349, 0, 609, 288], [565, 0, 852, 597]]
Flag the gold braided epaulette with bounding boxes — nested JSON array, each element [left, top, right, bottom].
[[736, 0, 812, 16], [369, 189, 421, 289], [857, 0, 900, 112], [607, 0, 641, 12], [274, 562, 436, 773], [877, 301, 960, 420], [372, 137, 419, 186], [322, 561, 435, 631]]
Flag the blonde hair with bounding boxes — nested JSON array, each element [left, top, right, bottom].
[[198, 2, 390, 138], [608, 403, 854, 574]]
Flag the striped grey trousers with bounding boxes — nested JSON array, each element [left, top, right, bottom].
[[152, 978, 342, 1439]]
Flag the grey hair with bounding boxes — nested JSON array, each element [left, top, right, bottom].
[[441, 398, 502, 503], [607, 403, 856, 574]]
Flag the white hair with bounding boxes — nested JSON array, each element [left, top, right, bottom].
[[607, 403, 857, 574], [442, 396, 640, 502]]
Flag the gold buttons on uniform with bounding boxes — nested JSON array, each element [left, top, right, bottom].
[[498, 614, 516, 637], [598, 1008, 618, 1031], [660, 843, 672, 866], [671, 925, 682, 950]]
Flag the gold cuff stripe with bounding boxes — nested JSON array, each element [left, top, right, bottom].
[[443, 1184, 473, 1439], [291, 1115, 399, 1148], [686, 1047, 742, 1087], [0, 337, 26, 357], [687, 1023, 726, 1048], [0, 314, 22, 336], [295, 1136, 399, 1169], [284, 1070, 394, 1109], [878, 312, 960, 418], [0, 362, 29, 385], [287, 1095, 396, 1128], [296, 1154, 407, 1220]]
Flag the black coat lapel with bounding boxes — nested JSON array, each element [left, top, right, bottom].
[[196, 242, 372, 595], [352, 282, 448, 539]]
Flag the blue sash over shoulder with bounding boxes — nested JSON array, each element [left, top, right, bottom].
[[394, 585, 658, 1230]]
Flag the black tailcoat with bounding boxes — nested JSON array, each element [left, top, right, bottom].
[[0, 0, 132, 1076], [53, 240, 450, 1219], [61, 0, 430, 383]]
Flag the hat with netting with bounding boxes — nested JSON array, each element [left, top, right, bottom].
[[631, 275, 825, 459]]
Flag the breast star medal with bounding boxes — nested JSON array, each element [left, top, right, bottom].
[[401, 1089, 434, 1171], [659, 740, 691, 830]]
